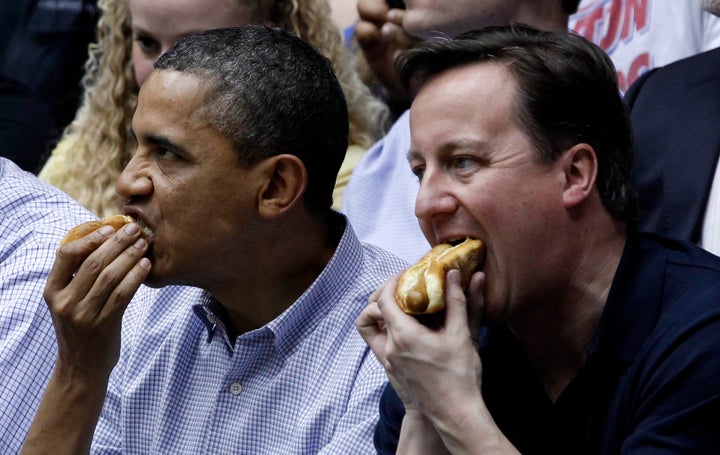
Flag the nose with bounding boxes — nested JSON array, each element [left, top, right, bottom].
[[414, 168, 457, 223], [116, 152, 153, 203]]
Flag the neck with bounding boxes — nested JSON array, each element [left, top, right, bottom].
[[210, 210, 343, 335], [510, 220, 626, 402]]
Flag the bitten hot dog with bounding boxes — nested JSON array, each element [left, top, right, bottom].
[[60, 214, 147, 246], [395, 238, 485, 314]]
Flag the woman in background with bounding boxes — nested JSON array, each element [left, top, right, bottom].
[[40, 0, 387, 215]]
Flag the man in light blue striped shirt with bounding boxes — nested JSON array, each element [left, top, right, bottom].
[[0, 157, 96, 452], [23, 26, 406, 453]]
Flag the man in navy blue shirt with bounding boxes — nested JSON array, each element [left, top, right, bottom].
[[357, 24, 720, 454]]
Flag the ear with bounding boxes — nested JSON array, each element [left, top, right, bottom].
[[560, 143, 598, 209], [257, 154, 308, 219]]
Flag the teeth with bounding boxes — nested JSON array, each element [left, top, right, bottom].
[[135, 219, 153, 235]]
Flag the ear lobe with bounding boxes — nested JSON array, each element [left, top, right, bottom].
[[561, 143, 598, 209], [258, 154, 307, 218]]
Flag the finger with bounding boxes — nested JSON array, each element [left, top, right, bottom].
[[466, 272, 485, 325], [379, 21, 406, 43], [386, 8, 405, 25], [356, 301, 388, 361], [356, 300, 384, 334], [66, 224, 146, 300], [376, 273, 431, 339], [46, 225, 117, 293], [443, 269, 471, 334], [355, 20, 387, 60], [357, 0, 390, 24], [81, 235, 149, 320], [96, 255, 151, 321]]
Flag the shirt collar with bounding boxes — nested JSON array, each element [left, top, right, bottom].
[[587, 231, 666, 364], [191, 213, 364, 357], [192, 293, 235, 351], [268, 214, 364, 358]]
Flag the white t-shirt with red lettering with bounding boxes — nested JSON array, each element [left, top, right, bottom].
[[570, 0, 720, 92]]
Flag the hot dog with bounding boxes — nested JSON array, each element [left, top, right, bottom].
[[60, 214, 147, 246], [395, 238, 484, 314]]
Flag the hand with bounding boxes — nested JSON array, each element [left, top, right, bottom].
[[44, 222, 151, 382], [359, 269, 520, 454], [357, 269, 486, 418], [354, 0, 419, 104]]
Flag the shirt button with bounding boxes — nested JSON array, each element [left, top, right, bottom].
[[229, 382, 243, 395]]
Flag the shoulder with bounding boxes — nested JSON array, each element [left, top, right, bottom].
[[1, 158, 95, 253], [626, 47, 720, 105], [359, 241, 409, 278], [337, 216, 409, 282]]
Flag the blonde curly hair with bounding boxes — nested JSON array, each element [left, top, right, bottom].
[[40, 0, 387, 217]]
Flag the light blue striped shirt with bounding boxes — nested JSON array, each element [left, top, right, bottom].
[[342, 110, 431, 264], [91, 218, 406, 454], [0, 157, 96, 453]]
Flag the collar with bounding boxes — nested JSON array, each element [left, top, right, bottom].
[[587, 231, 666, 364], [191, 214, 363, 357]]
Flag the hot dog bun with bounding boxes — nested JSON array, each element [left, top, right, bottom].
[[60, 214, 140, 246], [395, 238, 484, 314]]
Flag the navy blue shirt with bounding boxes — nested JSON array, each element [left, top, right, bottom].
[[375, 232, 720, 454]]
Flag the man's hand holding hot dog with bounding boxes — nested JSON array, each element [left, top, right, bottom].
[[23, 221, 150, 454], [357, 268, 516, 454]]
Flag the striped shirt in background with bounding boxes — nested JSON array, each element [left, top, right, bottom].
[[0, 157, 96, 452]]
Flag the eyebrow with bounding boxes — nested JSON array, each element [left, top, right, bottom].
[[407, 148, 421, 162], [130, 128, 190, 156], [406, 139, 491, 162]]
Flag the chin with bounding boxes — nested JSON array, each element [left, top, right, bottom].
[[142, 273, 167, 289]]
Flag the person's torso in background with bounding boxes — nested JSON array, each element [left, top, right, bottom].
[[0, 0, 99, 130], [570, 0, 720, 92]]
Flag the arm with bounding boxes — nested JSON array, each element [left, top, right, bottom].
[[22, 223, 150, 454], [357, 270, 519, 454]]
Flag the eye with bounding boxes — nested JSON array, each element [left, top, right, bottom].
[[155, 147, 178, 160], [134, 33, 160, 57], [453, 156, 472, 169], [410, 164, 426, 181], [451, 155, 482, 175]]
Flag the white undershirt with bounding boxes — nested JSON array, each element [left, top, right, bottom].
[[701, 162, 720, 256]]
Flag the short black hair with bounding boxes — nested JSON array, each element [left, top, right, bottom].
[[155, 25, 349, 213], [398, 24, 638, 224]]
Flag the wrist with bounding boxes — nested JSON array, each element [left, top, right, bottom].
[[398, 410, 450, 454], [430, 399, 519, 455]]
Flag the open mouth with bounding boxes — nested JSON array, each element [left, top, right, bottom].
[[135, 218, 153, 237], [125, 214, 153, 237], [445, 237, 486, 269]]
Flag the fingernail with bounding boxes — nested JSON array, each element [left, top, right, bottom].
[[124, 223, 139, 234], [99, 225, 115, 236], [381, 22, 394, 36], [133, 238, 146, 249], [139, 258, 151, 269]]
